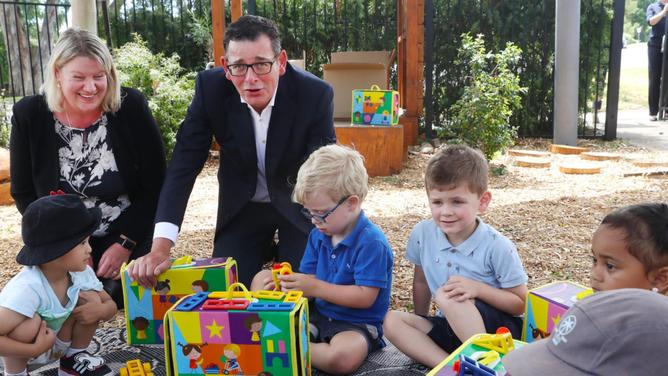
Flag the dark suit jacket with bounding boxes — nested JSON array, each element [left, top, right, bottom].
[[10, 87, 166, 244], [155, 63, 336, 236]]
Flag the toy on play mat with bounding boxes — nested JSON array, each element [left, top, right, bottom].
[[120, 359, 154, 376], [164, 282, 310, 376], [427, 328, 525, 376]]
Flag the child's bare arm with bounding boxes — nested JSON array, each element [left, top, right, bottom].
[[0, 308, 56, 358], [71, 290, 117, 325], [413, 266, 431, 316], [278, 273, 380, 309], [440, 276, 527, 315]]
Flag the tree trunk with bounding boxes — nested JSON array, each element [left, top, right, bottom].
[[0, 3, 34, 96], [33, 0, 59, 91]]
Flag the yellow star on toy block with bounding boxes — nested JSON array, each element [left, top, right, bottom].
[[552, 314, 561, 326], [207, 320, 225, 338]]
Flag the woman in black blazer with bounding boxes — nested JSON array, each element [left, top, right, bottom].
[[9, 28, 166, 307]]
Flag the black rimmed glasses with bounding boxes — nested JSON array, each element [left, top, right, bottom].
[[300, 195, 351, 223], [226, 56, 278, 77]]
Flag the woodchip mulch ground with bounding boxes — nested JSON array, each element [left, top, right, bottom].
[[1, 138, 667, 327]]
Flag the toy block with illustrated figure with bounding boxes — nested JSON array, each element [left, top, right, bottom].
[[521, 281, 593, 343], [121, 256, 238, 345], [427, 330, 526, 376], [164, 283, 310, 376]]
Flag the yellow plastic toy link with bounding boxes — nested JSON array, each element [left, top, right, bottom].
[[252, 290, 285, 300], [575, 288, 594, 300], [470, 332, 515, 355], [271, 262, 293, 290], [120, 359, 154, 376], [284, 290, 303, 303]]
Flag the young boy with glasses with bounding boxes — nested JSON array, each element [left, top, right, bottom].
[[251, 144, 393, 375]]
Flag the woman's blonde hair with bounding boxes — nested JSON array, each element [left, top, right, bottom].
[[293, 144, 368, 204], [42, 28, 121, 113]]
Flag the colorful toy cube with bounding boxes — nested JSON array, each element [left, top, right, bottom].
[[427, 332, 526, 376], [351, 85, 400, 126], [521, 281, 592, 343], [164, 283, 310, 376], [121, 256, 238, 345]]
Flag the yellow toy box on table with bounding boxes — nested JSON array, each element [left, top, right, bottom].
[[521, 281, 592, 343], [164, 283, 310, 376], [351, 85, 400, 126], [427, 329, 525, 376], [121, 256, 238, 345]]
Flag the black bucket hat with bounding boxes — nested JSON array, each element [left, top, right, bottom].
[[17, 194, 101, 266]]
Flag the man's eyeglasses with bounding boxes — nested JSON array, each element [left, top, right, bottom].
[[226, 57, 278, 77], [300, 195, 350, 224]]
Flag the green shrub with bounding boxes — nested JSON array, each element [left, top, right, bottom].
[[440, 34, 526, 160], [114, 35, 195, 159]]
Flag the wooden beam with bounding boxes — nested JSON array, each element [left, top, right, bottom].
[[396, 0, 423, 146], [211, 0, 226, 67], [231, 0, 243, 21]]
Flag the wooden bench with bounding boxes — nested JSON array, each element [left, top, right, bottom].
[[335, 123, 404, 177]]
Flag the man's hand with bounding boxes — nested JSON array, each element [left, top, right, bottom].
[[127, 238, 173, 288], [278, 273, 320, 297], [96, 243, 131, 280], [32, 321, 56, 356], [436, 275, 482, 303]]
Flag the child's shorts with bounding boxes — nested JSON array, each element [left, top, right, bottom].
[[27, 342, 62, 371], [309, 303, 385, 354], [421, 299, 523, 354]]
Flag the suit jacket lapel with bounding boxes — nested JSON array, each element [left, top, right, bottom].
[[266, 73, 296, 177], [225, 94, 257, 170]]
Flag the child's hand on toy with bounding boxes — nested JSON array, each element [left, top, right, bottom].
[[278, 273, 319, 296], [438, 275, 481, 302], [33, 320, 56, 356]]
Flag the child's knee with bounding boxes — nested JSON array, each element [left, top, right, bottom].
[[8, 314, 42, 343], [383, 310, 402, 334], [324, 348, 366, 375]]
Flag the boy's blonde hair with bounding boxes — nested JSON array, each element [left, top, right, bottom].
[[425, 144, 488, 195], [293, 144, 368, 204], [43, 27, 121, 113]]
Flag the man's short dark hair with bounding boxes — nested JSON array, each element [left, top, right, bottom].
[[224, 15, 281, 56]]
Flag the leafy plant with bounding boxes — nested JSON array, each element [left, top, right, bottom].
[[441, 34, 526, 160], [114, 35, 195, 159]]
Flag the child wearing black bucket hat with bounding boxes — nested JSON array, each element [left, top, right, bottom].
[[0, 194, 117, 376]]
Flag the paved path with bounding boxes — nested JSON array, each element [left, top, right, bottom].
[[616, 109, 668, 151]]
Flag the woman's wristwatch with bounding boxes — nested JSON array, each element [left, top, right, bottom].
[[117, 235, 137, 251]]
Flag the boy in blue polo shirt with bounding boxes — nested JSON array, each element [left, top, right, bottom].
[[251, 144, 393, 375], [384, 145, 528, 368]]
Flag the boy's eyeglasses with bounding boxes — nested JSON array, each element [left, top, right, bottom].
[[226, 57, 278, 76], [300, 195, 350, 224]]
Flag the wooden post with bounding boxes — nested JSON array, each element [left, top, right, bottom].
[[71, 0, 97, 34], [231, 0, 243, 21], [396, 0, 423, 147], [211, 0, 226, 67]]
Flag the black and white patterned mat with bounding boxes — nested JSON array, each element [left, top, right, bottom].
[[7, 328, 429, 375]]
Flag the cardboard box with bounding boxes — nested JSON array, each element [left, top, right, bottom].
[[121, 256, 238, 345], [164, 284, 310, 376], [521, 281, 592, 343], [427, 332, 526, 376], [352, 85, 400, 125], [322, 51, 393, 120]]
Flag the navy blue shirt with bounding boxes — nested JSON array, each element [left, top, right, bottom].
[[647, 2, 667, 47], [299, 211, 393, 332]]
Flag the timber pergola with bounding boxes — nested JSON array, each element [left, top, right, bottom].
[[210, 0, 423, 147]]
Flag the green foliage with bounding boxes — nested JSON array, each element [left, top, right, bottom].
[[626, 0, 653, 42], [114, 35, 195, 159], [441, 34, 526, 160]]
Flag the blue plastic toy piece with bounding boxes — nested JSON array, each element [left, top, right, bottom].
[[175, 292, 210, 311], [247, 302, 295, 311], [457, 354, 497, 376]]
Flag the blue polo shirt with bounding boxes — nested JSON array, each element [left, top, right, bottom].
[[406, 218, 527, 298], [299, 211, 393, 330]]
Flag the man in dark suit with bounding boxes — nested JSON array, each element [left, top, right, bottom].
[[128, 15, 335, 286]]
